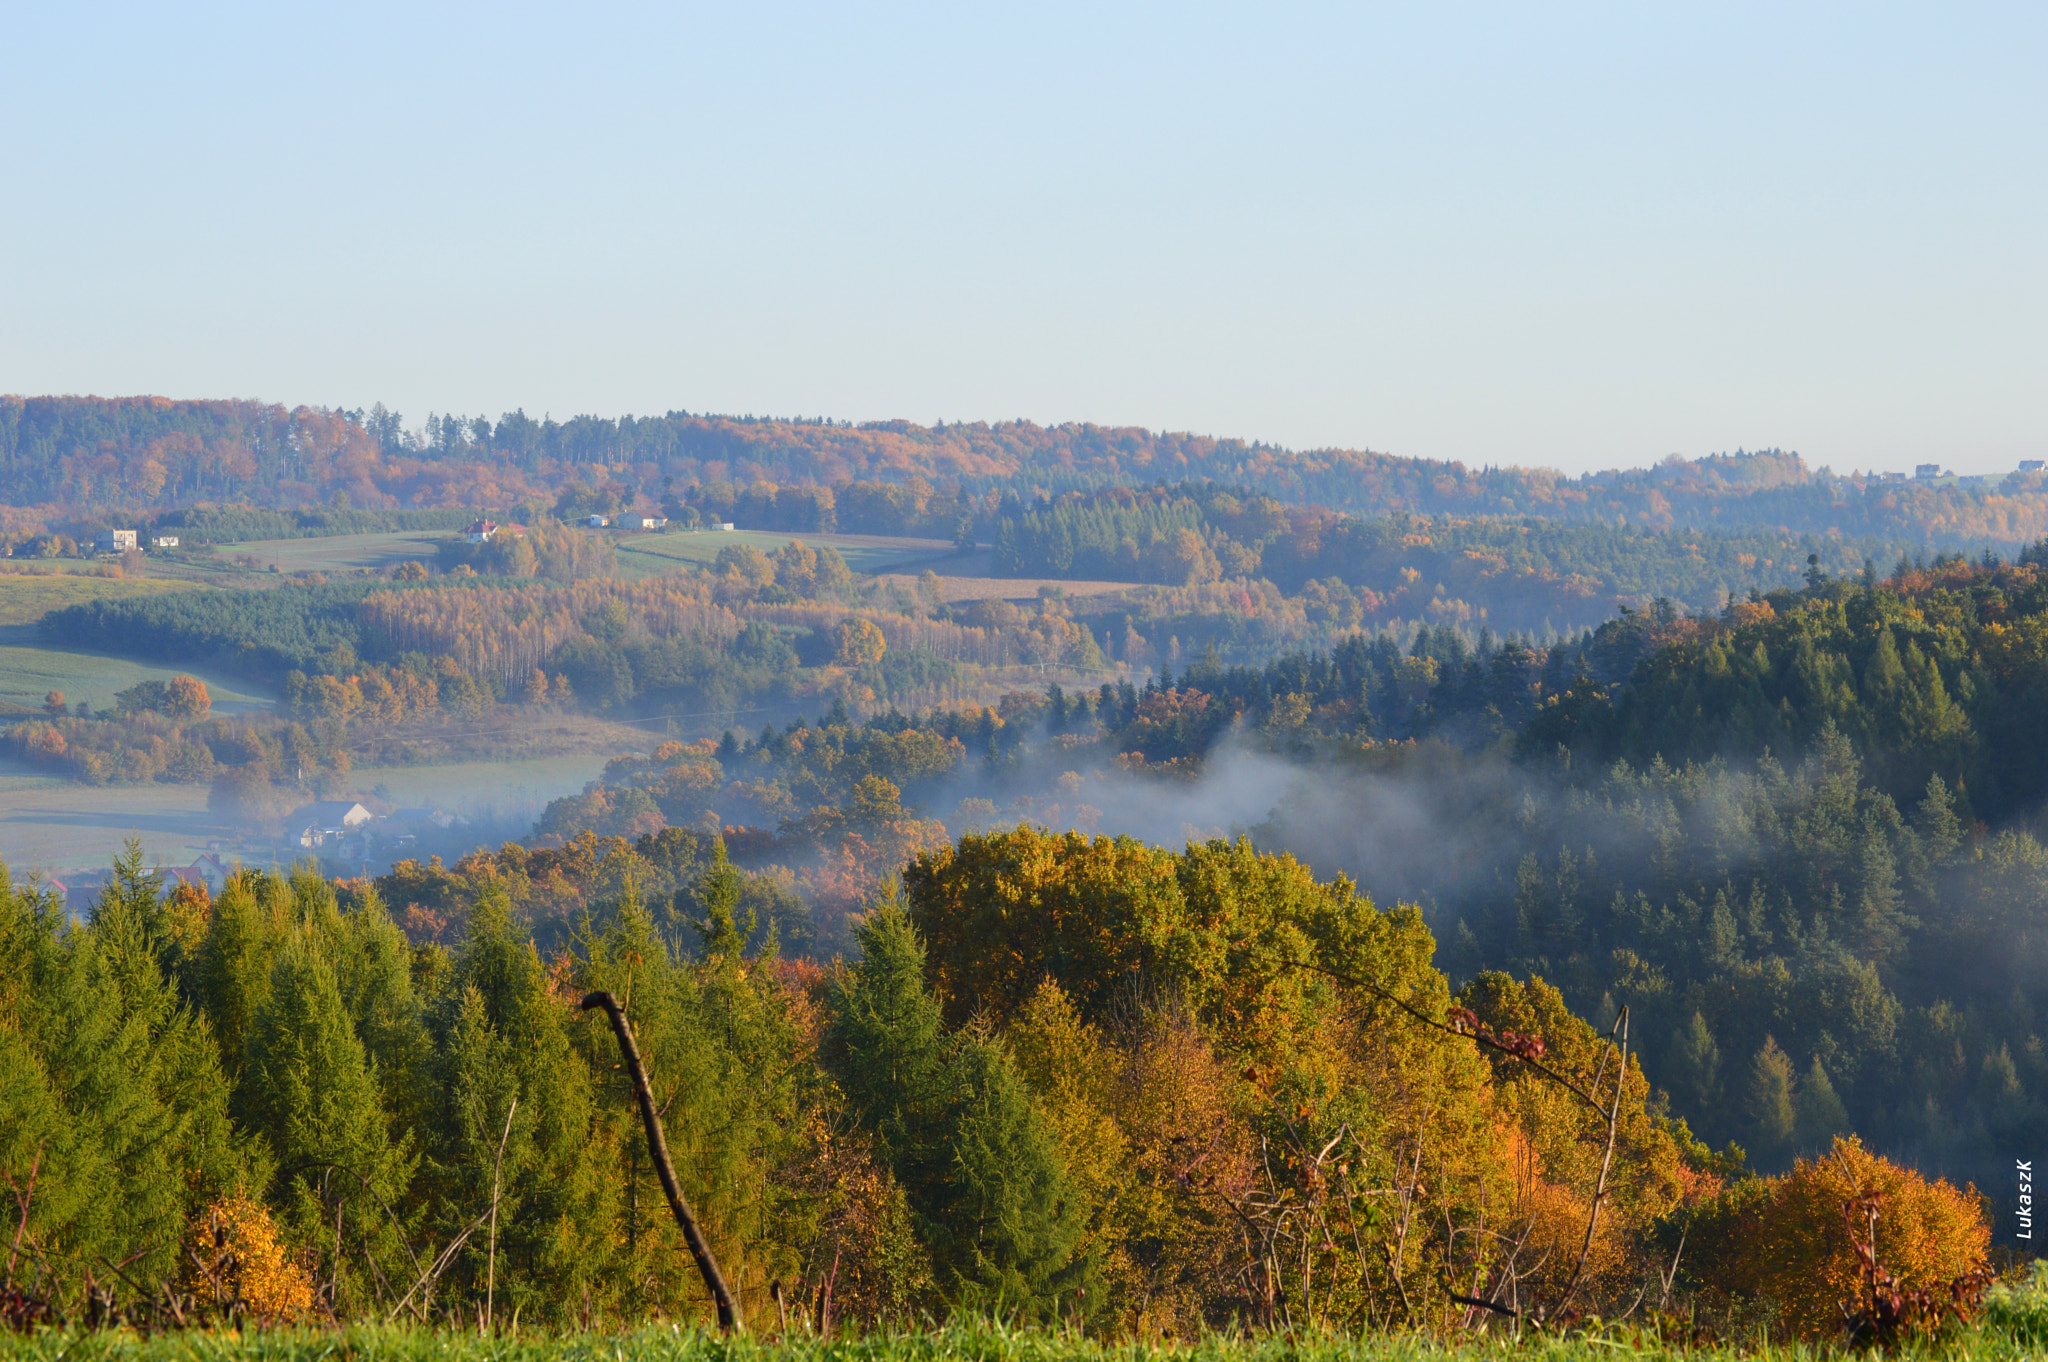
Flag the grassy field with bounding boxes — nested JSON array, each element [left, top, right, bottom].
[[0, 751, 616, 880], [0, 634, 273, 717], [352, 751, 613, 816], [210, 531, 450, 574], [5, 1313, 2048, 1362], [0, 569, 200, 626], [870, 570, 1137, 604], [618, 529, 959, 575], [0, 761, 230, 875]]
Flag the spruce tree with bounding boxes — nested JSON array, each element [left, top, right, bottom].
[[243, 938, 414, 1314], [1744, 1036, 1799, 1164], [1794, 1055, 1849, 1152], [430, 885, 608, 1322], [829, 899, 1087, 1319], [0, 857, 242, 1308]]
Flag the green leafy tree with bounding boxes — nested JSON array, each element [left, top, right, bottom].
[[1794, 1055, 1849, 1153]]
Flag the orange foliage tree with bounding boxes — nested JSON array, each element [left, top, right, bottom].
[[1684, 1135, 1989, 1339]]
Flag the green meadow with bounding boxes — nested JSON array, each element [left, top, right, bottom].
[[0, 569, 199, 627], [0, 636, 272, 717]]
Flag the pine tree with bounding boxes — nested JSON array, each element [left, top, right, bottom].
[[1745, 1036, 1799, 1165], [1794, 1055, 1849, 1153], [242, 937, 415, 1313], [829, 898, 1086, 1319], [0, 857, 242, 1309], [430, 885, 609, 1322]]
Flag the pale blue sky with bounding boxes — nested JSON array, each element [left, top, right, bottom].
[[3, 3, 2043, 475]]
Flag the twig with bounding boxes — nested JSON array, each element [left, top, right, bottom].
[[3, 1147, 41, 1289], [486, 1096, 518, 1333], [1551, 1007, 1629, 1318], [1274, 957, 1605, 1112]]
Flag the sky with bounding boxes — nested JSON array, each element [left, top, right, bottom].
[[2, 2, 2044, 477]]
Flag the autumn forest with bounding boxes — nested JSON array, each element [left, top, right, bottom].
[[2, 394, 2046, 1348]]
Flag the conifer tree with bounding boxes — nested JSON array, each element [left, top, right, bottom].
[[829, 898, 1086, 1319], [0, 857, 242, 1308], [333, 886, 433, 1137], [242, 938, 414, 1313], [1745, 1036, 1799, 1164], [432, 885, 609, 1321], [198, 870, 282, 1078], [1794, 1056, 1849, 1153]]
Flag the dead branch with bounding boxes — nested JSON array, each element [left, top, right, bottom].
[[581, 989, 742, 1333]]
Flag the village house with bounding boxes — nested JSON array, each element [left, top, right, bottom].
[[151, 534, 179, 549], [464, 519, 499, 543], [168, 853, 231, 894], [289, 800, 374, 850], [622, 513, 668, 530], [95, 528, 138, 553], [585, 514, 611, 528]]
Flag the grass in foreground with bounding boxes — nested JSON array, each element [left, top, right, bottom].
[[2, 1316, 2045, 1362], [12, 1268, 2048, 1362]]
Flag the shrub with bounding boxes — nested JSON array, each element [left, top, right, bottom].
[[1684, 1135, 1989, 1339]]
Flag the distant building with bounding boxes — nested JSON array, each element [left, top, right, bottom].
[[1881, 471, 1906, 482], [585, 514, 610, 528], [716, 522, 736, 531], [622, 514, 668, 530], [2021, 460, 2045, 473], [1914, 464, 1942, 480], [95, 528, 138, 553], [289, 800, 374, 850], [464, 519, 499, 543], [169, 854, 230, 894], [151, 535, 179, 549]]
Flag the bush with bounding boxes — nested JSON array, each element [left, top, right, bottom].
[[1684, 1135, 1989, 1339]]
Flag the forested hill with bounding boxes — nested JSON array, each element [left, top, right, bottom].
[[6, 393, 2048, 548]]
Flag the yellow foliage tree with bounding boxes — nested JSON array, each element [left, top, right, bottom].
[[1685, 1136, 1989, 1339], [178, 1194, 315, 1324]]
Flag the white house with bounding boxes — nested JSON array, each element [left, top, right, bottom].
[[151, 535, 180, 549], [95, 528, 138, 553], [464, 519, 499, 543], [623, 513, 668, 531], [585, 514, 610, 528], [290, 800, 373, 849]]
